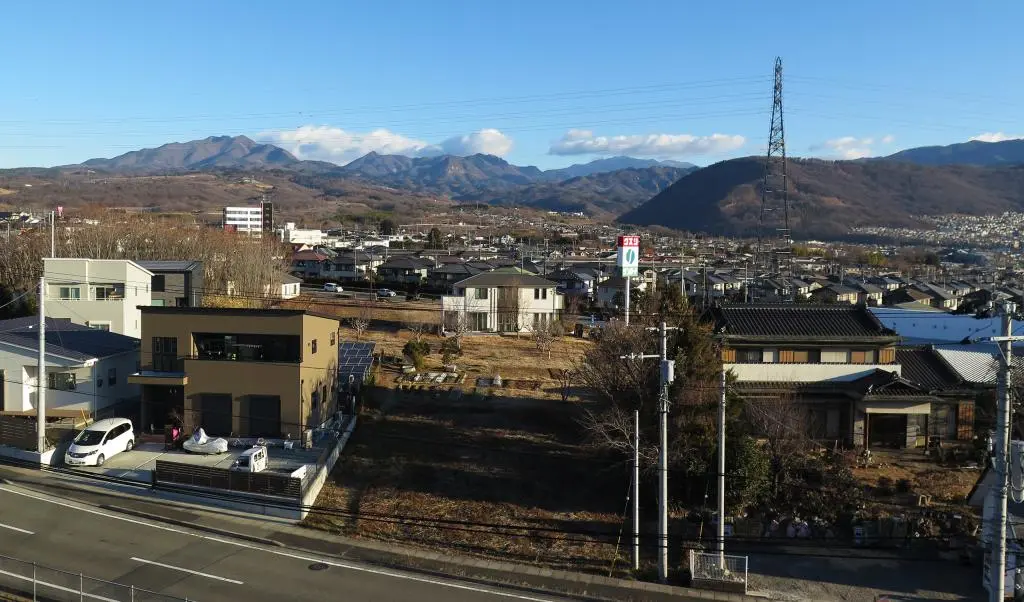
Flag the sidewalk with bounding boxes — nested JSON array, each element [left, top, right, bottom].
[[0, 463, 752, 602]]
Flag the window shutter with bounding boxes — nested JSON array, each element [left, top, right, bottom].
[[879, 347, 895, 364], [721, 348, 736, 362], [779, 349, 796, 363]]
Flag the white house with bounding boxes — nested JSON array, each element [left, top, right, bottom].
[[43, 258, 153, 339], [277, 222, 325, 246], [596, 276, 649, 309], [0, 317, 140, 417], [441, 268, 564, 333]]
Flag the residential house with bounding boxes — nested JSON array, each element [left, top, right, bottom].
[[276, 274, 303, 299], [596, 276, 649, 310], [43, 258, 154, 338], [136, 261, 204, 308], [289, 249, 333, 280], [809, 283, 860, 305], [844, 280, 884, 306], [915, 282, 960, 311], [884, 287, 938, 310], [322, 250, 381, 282], [377, 256, 433, 285], [129, 307, 340, 439], [791, 278, 812, 299], [0, 317, 139, 418], [427, 262, 485, 290], [546, 268, 597, 299], [441, 268, 564, 333]]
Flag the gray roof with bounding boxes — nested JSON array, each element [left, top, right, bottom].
[[454, 268, 556, 288], [279, 273, 303, 284], [0, 316, 138, 361], [136, 260, 202, 273]]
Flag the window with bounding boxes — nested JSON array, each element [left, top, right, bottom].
[[96, 378, 102, 388], [47, 372, 76, 391], [153, 336, 179, 371], [311, 339, 318, 354], [330, 332, 336, 346], [534, 288, 541, 299], [87, 322, 110, 331], [108, 368, 117, 386], [737, 348, 762, 363], [475, 288, 488, 300], [470, 312, 488, 331], [152, 275, 166, 292], [193, 333, 301, 363], [850, 350, 877, 364], [175, 297, 187, 307], [58, 287, 80, 300], [151, 299, 166, 307], [542, 288, 548, 300], [94, 284, 124, 300]]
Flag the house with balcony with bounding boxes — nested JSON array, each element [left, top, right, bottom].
[[129, 307, 340, 439], [0, 316, 139, 418], [322, 250, 380, 282], [427, 262, 485, 290], [708, 304, 973, 449], [441, 268, 563, 333], [43, 258, 154, 338], [136, 261, 204, 308], [289, 249, 333, 280]]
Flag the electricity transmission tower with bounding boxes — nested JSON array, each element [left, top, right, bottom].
[[756, 57, 793, 300]]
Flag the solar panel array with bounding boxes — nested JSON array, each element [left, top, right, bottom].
[[338, 341, 376, 383]]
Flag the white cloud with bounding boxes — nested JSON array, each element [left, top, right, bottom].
[[970, 132, 1023, 143], [257, 125, 513, 164], [440, 128, 513, 156], [811, 136, 875, 160], [881, 134, 895, 144], [548, 129, 745, 157]]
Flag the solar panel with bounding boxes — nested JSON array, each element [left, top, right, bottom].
[[337, 340, 375, 382]]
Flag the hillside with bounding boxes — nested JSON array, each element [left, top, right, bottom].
[[473, 165, 695, 216], [80, 136, 300, 172], [619, 157, 1024, 236], [541, 156, 696, 181], [339, 152, 543, 196], [884, 139, 1024, 167]]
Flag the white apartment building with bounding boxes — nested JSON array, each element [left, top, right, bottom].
[[441, 268, 564, 333], [223, 201, 273, 238], [43, 258, 153, 339], [278, 222, 325, 246]]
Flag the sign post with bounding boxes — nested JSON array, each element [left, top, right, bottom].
[[617, 236, 640, 326]]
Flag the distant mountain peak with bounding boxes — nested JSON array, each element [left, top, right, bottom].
[[79, 135, 298, 173], [884, 138, 1024, 167]]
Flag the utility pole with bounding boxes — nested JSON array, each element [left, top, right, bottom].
[[717, 368, 727, 566], [625, 276, 631, 326], [37, 277, 46, 453], [50, 211, 55, 258], [991, 301, 1021, 602], [621, 321, 677, 582]]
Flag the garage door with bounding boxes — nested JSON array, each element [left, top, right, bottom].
[[200, 394, 233, 436], [248, 395, 281, 438]]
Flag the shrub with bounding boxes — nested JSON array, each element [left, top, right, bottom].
[[402, 339, 431, 370], [876, 476, 895, 497], [440, 337, 462, 366]]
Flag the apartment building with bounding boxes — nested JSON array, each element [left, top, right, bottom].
[[43, 258, 153, 338], [129, 307, 340, 439], [441, 268, 563, 332], [223, 201, 274, 237]]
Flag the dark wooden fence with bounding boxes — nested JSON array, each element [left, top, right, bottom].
[[154, 460, 302, 499], [0, 416, 37, 450]]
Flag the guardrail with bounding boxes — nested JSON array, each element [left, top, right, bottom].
[[0, 553, 190, 601]]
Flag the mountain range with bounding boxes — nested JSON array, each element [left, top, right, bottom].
[[12, 134, 1024, 236]]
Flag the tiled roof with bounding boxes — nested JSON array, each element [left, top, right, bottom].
[[0, 316, 138, 361], [707, 304, 896, 340], [895, 347, 964, 390], [453, 268, 556, 288]]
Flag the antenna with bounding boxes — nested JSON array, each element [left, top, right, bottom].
[[756, 56, 792, 300]]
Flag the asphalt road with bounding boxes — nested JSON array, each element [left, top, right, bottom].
[[0, 485, 567, 602]]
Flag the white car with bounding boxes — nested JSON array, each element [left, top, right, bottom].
[[323, 283, 341, 293], [64, 418, 134, 467], [376, 288, 397, 298]]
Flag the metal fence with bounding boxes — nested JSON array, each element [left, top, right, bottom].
[[0, 553, 190, 602], [688, 550, 748, 594]]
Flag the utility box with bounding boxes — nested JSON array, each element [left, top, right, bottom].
[[661, 359, 675, 384]]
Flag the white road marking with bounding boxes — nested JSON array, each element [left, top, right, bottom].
[[0, 521, 33, 535], [130, 557, 244, 585], [0, 485, 565, 602], [0, 567, 119, 602]]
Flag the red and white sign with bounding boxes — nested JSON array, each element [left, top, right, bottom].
[[617, 235, 640, 248], [616, 235, 640, 277]]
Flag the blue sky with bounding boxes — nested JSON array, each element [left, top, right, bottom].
[[0, 0, 1021, 169]]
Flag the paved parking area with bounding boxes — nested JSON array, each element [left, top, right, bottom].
[[61, 441, 323, 482]]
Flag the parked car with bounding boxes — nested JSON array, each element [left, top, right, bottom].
[[64, 418, 134, 467], [323, 283, 341, 292], [376, 288, 397, 298]]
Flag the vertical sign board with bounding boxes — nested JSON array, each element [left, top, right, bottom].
[[617, 235, 640, 277]]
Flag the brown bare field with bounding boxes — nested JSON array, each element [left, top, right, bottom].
[[852, 452, 981, 506], [303, 318, 632, 574]]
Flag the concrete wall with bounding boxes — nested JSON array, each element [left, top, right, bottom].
[[298, 416, 357, 520], [44, 258, 153, 338]]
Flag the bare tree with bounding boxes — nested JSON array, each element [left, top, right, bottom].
[[406, 321, 429, 343], [532, 320, 557, 360], [445, 311, 471, 351], [745, 391, 809, 499], [556, 368, 575, 403], [349, 302, 373, 340]]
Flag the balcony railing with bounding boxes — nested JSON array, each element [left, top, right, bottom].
[[725, 362, 901, 383]]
